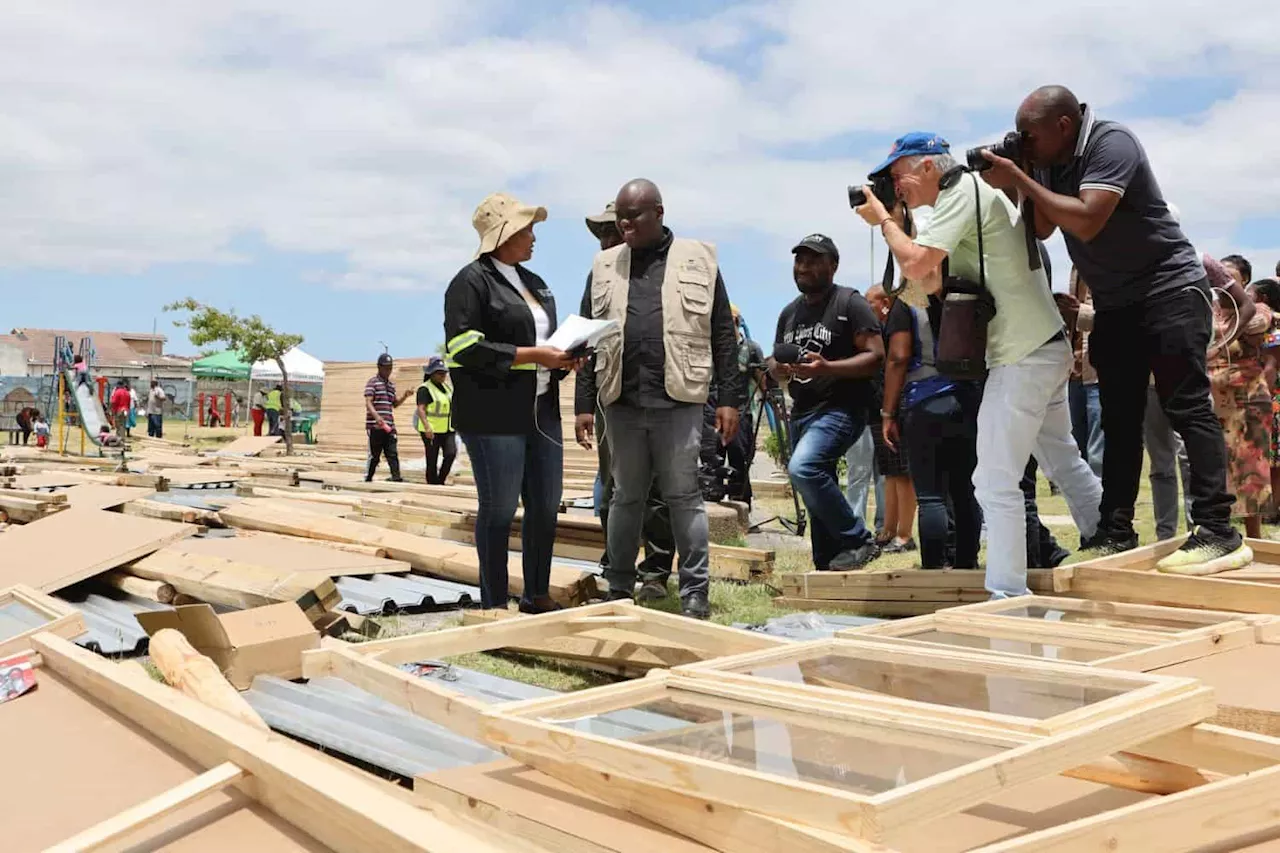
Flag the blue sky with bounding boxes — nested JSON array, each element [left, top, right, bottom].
[[3, 1, 1278, 360]]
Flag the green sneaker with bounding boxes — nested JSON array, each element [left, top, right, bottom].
[[1156, 529, 1253, 576]]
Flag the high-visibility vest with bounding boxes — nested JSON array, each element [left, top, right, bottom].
[[264, 390, 282, 411], [415, 380, 452, 434]]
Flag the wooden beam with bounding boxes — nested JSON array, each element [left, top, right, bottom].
[[44, 762, 247, 853], [1068, 565, 1280, 614], [31, 632, 531, 853]]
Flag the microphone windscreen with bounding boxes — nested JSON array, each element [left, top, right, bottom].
[[772, 342, 802, 364]]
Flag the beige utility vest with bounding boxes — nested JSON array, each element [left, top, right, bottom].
[[591, 238, 718, 407]]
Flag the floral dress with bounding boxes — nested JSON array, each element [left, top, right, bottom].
[[1210, 304, 1274, 517]]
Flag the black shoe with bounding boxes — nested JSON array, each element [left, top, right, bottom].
[[389, 476, 405, 483], [882, 537, 917, 554], [824, 542, 880, 571], [518, 596, 564, 615], [604, 589, 635, 603], [681, 591, 710, 620], [1078, 532, 1139, 559], [635, 580, 668, 602]]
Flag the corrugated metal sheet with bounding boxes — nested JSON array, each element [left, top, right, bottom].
[[334, 574, 478, 615], [243, 675, 503, 778], [243, 664, 684, 777], [55, 587, 171, 656]]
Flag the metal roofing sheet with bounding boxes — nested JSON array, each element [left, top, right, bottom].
[[334, 574, 478, 615], [55, 587, 171, 656], [243, 675, 502, 778], [0, 600, 50, 642]]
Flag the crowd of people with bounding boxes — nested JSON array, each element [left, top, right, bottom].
[[354, 82, 1276, 619]]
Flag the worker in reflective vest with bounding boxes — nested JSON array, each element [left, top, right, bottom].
[[415, 356, 456, 485]]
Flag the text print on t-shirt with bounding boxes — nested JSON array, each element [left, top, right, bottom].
[[782, 322, 833, 384]]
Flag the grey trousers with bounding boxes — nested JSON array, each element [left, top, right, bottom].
[[603, 402, 709, 600], [1144, 384, 1193, 540]]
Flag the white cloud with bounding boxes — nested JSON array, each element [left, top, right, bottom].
[[0, 0, 1277, 294]]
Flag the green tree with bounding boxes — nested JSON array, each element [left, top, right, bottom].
[[165, 299, 304, 453]]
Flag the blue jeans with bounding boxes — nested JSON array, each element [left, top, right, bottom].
[[843, 428, 874, 528], [460, 393, 563, 608], [789, 408, 873, 569], [1068, 380, 1104, 478]]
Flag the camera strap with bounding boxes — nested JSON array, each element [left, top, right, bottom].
[[882, 207, 914, 297], [1021, 199, 1043, 272]]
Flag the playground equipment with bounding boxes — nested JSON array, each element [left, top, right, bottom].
[[40, 335, 115, 457]]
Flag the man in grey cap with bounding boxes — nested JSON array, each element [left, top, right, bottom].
[[581, 200, 676, 602]]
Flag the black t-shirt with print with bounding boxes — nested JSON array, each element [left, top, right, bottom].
[[774, 285, 881, 418]]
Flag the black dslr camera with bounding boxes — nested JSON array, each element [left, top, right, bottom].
[[966, 131, 1025, 172], [848, 174, 897, 209]]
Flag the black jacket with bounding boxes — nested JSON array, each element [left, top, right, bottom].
[[444, 256, 561, 435]]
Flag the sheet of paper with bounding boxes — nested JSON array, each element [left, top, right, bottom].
[[547, 315, 619, 352]]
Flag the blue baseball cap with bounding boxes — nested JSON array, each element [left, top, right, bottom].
[[425, 355, 448, 375], [869, 132, 951, 176]]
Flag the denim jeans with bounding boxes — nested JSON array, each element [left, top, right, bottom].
[[602, 402, 707, 600], [843, 428, 875, 528], [789, 407, 874, 569], [147, 414, 163, 439], [903, 390, 981, 569], [975, 339, 1102, 598], [1068, 380, 1104, 478], [596, 403, 675, 584], [460, 393, 563, 608], [1144, 384, 1194, 540], [1091, 282, 1234, 539]]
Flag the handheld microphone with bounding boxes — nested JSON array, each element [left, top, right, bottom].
[[772, 342, 802, 364]]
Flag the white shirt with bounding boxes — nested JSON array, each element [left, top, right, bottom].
[[492, 258, 551, 396]]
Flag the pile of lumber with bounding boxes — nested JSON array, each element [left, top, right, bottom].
[[0, 487, 67, 523], [776, 567, 1059, 616], [315, 358, 425, 450]]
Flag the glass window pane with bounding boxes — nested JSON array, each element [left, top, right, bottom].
[[995, 604, 1215, 633], [542, 694, 1006, 796], [727, 653, 1129, 719], [895, 629, 1118, 663]]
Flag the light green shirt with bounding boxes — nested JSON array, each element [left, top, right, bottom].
[[915, 174, 1063, 368]]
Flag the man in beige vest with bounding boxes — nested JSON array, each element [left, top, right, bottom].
[[574, 179, 741, 619]]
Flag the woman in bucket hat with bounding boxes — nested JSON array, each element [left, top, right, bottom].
[[444, 193, 585, 612]]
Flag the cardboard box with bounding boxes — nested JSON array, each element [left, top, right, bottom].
[[137, 602, 318, 689]]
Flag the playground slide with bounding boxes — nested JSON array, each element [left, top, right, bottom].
[[65, 369, 111, 447]]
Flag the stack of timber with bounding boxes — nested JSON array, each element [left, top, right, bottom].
[[220, 497, 599, 606], [316, 358, 425, 450], [0, 487, 67, 523], [775, 567, 1059, 616]]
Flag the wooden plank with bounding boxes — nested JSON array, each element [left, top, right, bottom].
[[1068, 565, 1280, 614], [0, 509, 196, 593], [217, 435, 284, 456], [220, 499, 597, 606], [773, 597, 951, 617], [120, 497, 225, 527], [32, 632, 531, 853], [973, 763, 1280, 852], [0, 493, 64, 523], [127, 548, 341, 621], [44, 762, 247, 853], [63, 483, 156, 509], [1154, 644, 1280, 736], [176, 533, 405, 574], [0, 486, 68, 503]]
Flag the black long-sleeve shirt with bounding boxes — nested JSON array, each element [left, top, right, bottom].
[[575, 229, 741, 415]]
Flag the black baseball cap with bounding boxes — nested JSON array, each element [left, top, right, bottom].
[[376, 353, 393, 366], [791, 233, 839, 261]]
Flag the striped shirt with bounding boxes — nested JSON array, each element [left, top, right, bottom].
[[364, 375, 397, 429]]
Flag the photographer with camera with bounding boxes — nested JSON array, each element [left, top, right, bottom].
[[772, 234, 884, 571], [978, 85, 1251, 576], [854, 131, 1101, 599]]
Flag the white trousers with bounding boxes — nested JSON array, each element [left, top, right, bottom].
[[976, 339, 1102, 598]]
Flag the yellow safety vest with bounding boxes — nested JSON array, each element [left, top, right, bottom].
[[264, 390, 282, 411], [415, 381, 452, 434]]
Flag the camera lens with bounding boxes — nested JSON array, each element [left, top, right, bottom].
[[848, 186, 867, 208]]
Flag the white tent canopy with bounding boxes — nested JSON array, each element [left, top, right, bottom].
[[250, 347, 325, 384]]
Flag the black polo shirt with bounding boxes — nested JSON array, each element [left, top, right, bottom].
[[1036, 105, 1204, 311]]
